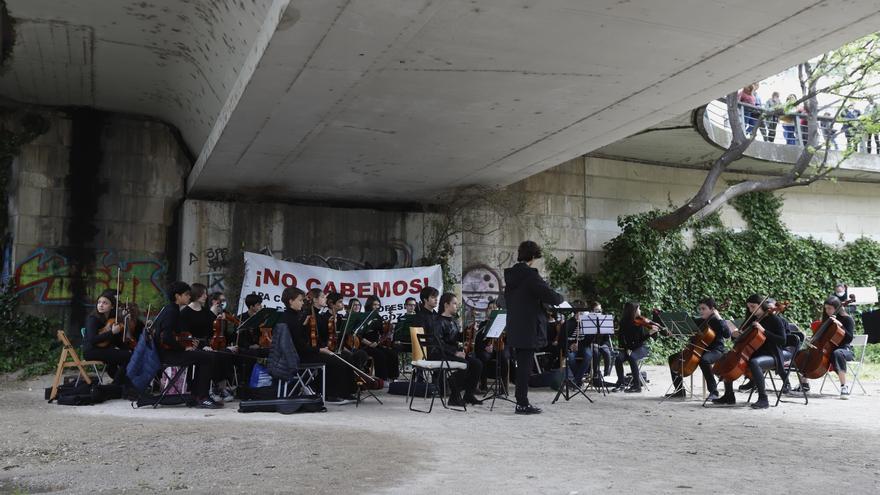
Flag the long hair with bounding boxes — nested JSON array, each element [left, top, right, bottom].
[[364, 295, 382, 312], [822, 296, 849, 321], [621, 301, 640, 324], [91, 291, 117, 321], [281, 287, 305, 310]]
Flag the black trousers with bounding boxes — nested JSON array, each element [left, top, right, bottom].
[[832, 346, 855, 372], [84, 347, 132, 384], [310, 353, 357, 398], [668, 349, 723, 394], [160, 349, 220, 398], [591, 345, 613, 377], [615, 345, 649, 386], [237, 347, 270, 386], [363, 345, 399, 380], [514, 348, 534, 406], [445, 354, 483, 397], [723, 355, 775, 397]]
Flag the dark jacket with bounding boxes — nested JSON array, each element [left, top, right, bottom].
[[83, 314, 117, 353], [694, 316, 731, 353], [154, 304, 183, 353], [428, 315, 462, 360], [268, 320, 301, 381], [503, 262, 563, 349]]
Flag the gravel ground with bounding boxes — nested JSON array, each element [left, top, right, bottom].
[[2, 366, 879, 494]]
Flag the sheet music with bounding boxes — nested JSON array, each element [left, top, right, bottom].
[[486, 314, 507, 338], [578, 313, 615, 335], [555, 301, 572, 309]]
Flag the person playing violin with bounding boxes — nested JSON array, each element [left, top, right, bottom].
[[180, 283, 236, 402], [154, 281, 222, 409], [83, 290, 132, 387], [235, 293, 269, 386], [612, 301, 663, 393], [665, 298, 731, 400], [793, 296, 855, 398], [360, 295, 400, 381], [315, 291, 369, 373], [712, 294, 786, 409]]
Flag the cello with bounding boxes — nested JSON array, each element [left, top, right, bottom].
[[669, 300, 730, 377], [793, 303, 847, 379], [712, 299, 786, 382]]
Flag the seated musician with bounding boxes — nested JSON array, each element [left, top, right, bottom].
[[154, 281, 222, 409], [347, 298, 362, 315], [235, 293, 269, 386], [315, 291, 369, 373], [413, 286, 440, 330], [586, 301, 614, 386], [180, 283, 235, 402], [564, 300, 592, 387], [360, 295, 400, 381], [712, 294, 786, 409], [474, 298, 506, 392], [793, 297, 855, 398], [430, 292, 483, 406], [83, 290, 132, 387], [281, 287, 358, 404], [612, 301, 662, 393], [665, 298, 730, 400]]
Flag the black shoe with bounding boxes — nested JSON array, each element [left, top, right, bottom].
[[664, 390, 686, 399], [711, 394, 736, 405], [738, 380, 755, 392], [750, 396, 770, 409], [463, 394, 483, 405], [624, 386, 642, 393], [792, 383, 810, 393], [611, 383, 625, 392], [781, 383, 791, 395], [515, 404, 542, 415], [195, 398, 223, 409], [448, 396, 466, 407]]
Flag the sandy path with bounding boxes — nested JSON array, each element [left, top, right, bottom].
[[2, 366, 879, 494]]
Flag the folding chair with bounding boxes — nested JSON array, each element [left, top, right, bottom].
[[78, 328, 107, 382], [776, 332, 808, 405], [49, 330, 105, 401], [820, 334, 868, 395], [277, 363, 325, 401], [406, 327, 467, 413]]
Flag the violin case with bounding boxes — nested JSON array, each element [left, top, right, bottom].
[[238, 396, 325, 414]]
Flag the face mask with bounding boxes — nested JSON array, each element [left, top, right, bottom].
[[221, 301, 227, 310]]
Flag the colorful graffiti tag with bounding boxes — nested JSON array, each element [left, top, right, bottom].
[[461, 264, 503, 320], [13, 248, 168, 307]]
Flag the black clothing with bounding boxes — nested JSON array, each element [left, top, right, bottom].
[[282, 307, 356, 398], [514, 348, 534, 406], [414, 305, 437, 333], [428, 315, 481, 396], [753, 313, 786, 358], [721, 313, 786, 399], [835, 314, 855, 347], [180, 306, 216, 342], [668, 349, 724, 394], [361, 314, 399, 380], [154, 303, 218, 399], [83, 314, 117, 353], [503, 262, 563, 349], [618, 320, 651, 351], [695, 316, 730, 352]]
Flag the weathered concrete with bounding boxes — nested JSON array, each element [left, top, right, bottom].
[[6, 110, 189, 324], [179, 199, 461, 308]]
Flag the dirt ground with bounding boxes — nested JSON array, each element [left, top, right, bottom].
[[1, 366, 879, 494]]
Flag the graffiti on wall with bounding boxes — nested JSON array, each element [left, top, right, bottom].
[[13, 248, 168, 307], [461, 264, 503, 319], [189, 246, 231, 293]]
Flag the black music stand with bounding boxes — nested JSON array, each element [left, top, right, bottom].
[[581, 312, 615, 397], [481, 311, 515, 411], [658, 311, 700, 403], [552, 307, 593, 404]]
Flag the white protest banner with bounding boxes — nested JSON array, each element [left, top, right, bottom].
[[236, 252, 443, 320]]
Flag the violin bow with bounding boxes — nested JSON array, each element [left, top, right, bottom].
[[735, 295, 769, 338]]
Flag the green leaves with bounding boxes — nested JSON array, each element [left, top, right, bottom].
[[596, 191, 880, 364], [0, 284, 58, 376]]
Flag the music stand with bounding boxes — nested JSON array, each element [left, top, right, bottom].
[[580, 312, 615, 396], [552, 307, 593, 404], [481, 310, 515, 411], [657, 311, 701, 403]]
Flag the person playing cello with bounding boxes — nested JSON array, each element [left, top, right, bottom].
[[664, 298, 730, 400]]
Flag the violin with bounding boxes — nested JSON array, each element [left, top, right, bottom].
[[96, 317, 120, 348], [327, 314, 338, 352], [793, 307, 847, 379], [121, 303, 141, 351], [210, 311, 240, 351], [462, 321, 476, 355], [379, 320, 394, 348], [161, 331, 200, 351], [634, 315, 665, 335], [307, 310, 319, 349]]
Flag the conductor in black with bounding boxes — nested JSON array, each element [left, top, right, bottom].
[[504, 241, 564, 415]]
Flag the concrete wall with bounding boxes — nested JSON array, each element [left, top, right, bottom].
[[179, 199, 459, 312], [6, 110, 190, 326], [462, 155, 880, 309]]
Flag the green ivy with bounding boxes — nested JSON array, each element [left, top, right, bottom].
[[0, 284, 58, 377], [596, 190, 880, 364]]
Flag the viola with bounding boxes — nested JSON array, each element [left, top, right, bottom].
[[210, 320, 228, 351], [327, 314, 338, 352], [793, 313, 847, 379], [121, 303, 140, 351], [95, 317, 119, 349], [258, 327, 273, 349], [161, 331, 200, 351], [307, 314, 319, 348]]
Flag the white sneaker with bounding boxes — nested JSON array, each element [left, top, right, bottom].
[[840, 385, 850, 399]]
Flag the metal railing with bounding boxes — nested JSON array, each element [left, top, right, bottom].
[[704, 100, 880, 154]]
